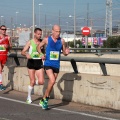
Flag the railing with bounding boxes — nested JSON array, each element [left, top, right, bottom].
[[61, 56, 120, 75], [8, 47, 120, 76], [10, 47, 120, 55]]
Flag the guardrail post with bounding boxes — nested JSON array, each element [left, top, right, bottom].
[[9, 54, 20, 66], [70, 59, 78, 74], [14, 57, 20, 66], [99, 63, 107, 76]]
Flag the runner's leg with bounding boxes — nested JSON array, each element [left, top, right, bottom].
[[35, 68, 44, 85], [43, 69, 58, 98], [26, 69, 35, 103]]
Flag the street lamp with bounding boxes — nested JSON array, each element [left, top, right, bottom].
[[69, 14, 76, 48], [69, 0, 76, 48], [49, 24, 52, 29], [16, 12, 19, 28], [66, 22, 69, 47], [1, 16, 4, 25], [39, 4, 43, 27], [73, 0, 76, 48], [33, 0, 35, 39]]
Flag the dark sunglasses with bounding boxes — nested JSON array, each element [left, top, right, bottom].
[[1, 29, 7, 31]]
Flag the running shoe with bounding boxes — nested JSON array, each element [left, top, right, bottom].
[[44, 97, 49, 106], [0, 84, 6, 91], [39, 99, 48, 109], [26, 99, 32, 104]]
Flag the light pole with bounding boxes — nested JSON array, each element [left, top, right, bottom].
[[66, 22, 69, 47], [33, 0, 35, 39], [69, 0, 76, 48], [69, 14, 76, 48], [39, 4, 43, 27], [73, 0, 76, 48], [49, 24, 52, 29], [1, 16, 4, 25], [16, 12, 19, 28]]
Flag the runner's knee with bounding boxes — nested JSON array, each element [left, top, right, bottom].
[[38, 80, 44, 85], [49, 79, 56, 85]]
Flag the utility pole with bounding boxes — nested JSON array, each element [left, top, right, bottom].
[[38, 4, 43, 27], [32, 0, 35, 39], [73, 0, 76, 48], [105, 0, 112, 37], [87, 3, 89, 26], [86, 3, 89, 49]]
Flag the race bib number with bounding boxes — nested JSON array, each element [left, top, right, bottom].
[[0, 45, 6, 51], [50, 51, 59, 60], [31, 52, 41, 59]]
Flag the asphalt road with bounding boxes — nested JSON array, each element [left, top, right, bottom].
[[0, 89, 120, 120]]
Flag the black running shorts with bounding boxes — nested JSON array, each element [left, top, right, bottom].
[[44, 66, 59, 73], [27, 59, 43, 70]]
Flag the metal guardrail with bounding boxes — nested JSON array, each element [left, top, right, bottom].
[[10, 47, 120, 56], [61, 56, 120, 64], [61, 56, 120, 75], [8, 53, 120, 76], [11, 47, 120, 51], [70, 48, 120, 50]]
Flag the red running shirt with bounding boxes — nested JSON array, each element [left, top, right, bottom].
[[0, 36, 9, 55]]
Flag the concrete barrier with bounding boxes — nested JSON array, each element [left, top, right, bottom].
[[2, 53, 120, 110], [2, 64, 120, 110]]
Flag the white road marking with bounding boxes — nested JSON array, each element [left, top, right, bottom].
[[0, 96, 119, 120], [0, 118, 10, 120]]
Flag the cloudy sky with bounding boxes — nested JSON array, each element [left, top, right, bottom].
[[0, 0, 120, 31]]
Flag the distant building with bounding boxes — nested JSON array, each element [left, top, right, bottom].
[[60, 32, 82, 42], [18, 31, 31, 46], [93, 30, 105, 37]]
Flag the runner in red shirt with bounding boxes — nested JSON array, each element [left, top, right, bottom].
[[0, 25, 12, 90]]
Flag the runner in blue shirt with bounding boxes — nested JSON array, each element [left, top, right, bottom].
[[37, 24, 70, 109]]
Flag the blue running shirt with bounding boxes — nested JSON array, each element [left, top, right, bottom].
[[44, 36, 62, 69]]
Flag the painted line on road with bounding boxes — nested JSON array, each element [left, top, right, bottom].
[[0, 96, 119, 120], [0, 118, 10, 120]]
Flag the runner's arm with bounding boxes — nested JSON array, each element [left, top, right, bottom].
[[37, 37, 47, 54], [8, 36, 12, 49], [61, 39, 70, 56], [21, 41, 31, 59], [4, 36, 12, 49]]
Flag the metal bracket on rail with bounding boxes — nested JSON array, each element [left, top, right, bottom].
[[9, 54, 20, 66], [99, 63, 107, 76], [95, 50, 103, 56], [70, 59, 78, 74]]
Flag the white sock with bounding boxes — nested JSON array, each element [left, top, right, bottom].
[[27, 85, 33, 100], [0, 74, 2, 84], [35, 79, 38, 85]]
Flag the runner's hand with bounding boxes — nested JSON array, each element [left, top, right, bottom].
[[41, 55, 45, 61], [26, 54, 31, 59], [65, 48, 70, 55]]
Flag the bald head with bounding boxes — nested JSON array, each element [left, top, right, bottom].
[[52, 25, 61, 31], [52, 25, 61, 39]]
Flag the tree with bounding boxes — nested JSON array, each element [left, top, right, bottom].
[[103, 36, 118, 48]]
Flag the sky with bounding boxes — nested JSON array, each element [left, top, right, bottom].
[[0, 0, 120, 31]]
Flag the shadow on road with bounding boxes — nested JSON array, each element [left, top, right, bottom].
[[48, 72, 81, 109]]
